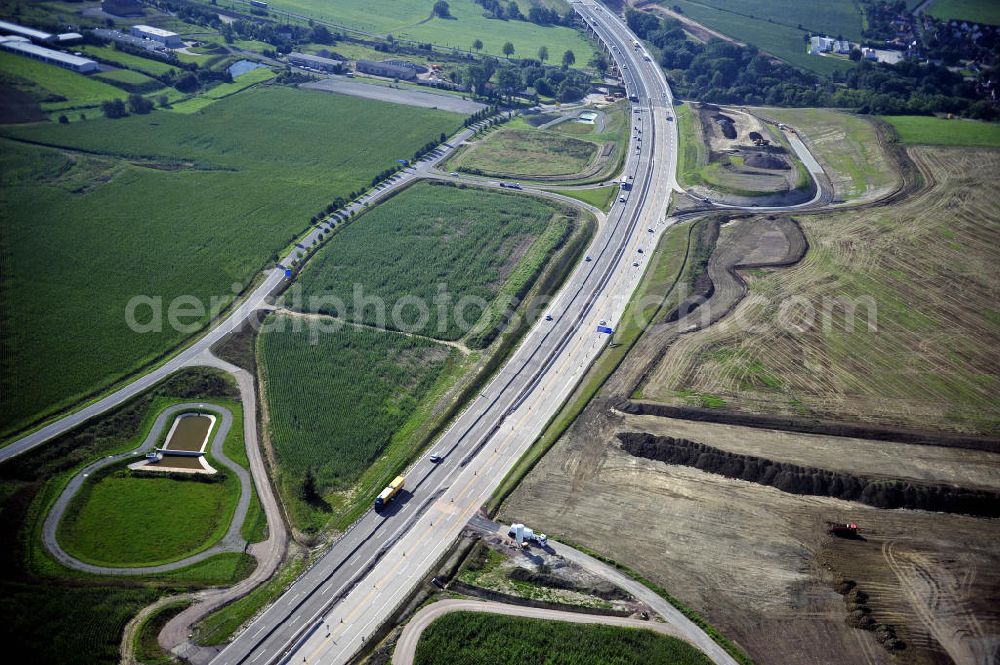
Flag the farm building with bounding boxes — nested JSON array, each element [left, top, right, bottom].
[[130, 24, 182, 48], [0, 38, 99, 73], [0, 19, 53, 43], [288, 52, 342, 73], [356, 59, 417, 80], [809, 35, 851, 55]]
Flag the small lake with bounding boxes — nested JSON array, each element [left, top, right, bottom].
[[228, 59, 265, 78]]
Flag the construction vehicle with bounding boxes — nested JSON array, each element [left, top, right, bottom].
[[374, 475, 405, 510], [508, 523, 547, 547], [827, 521, 859, 538]]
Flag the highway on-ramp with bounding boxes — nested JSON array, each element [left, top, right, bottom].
[[208, 3, 689, 664]]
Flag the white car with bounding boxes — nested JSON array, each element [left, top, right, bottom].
[[619, 196, 626, 202], [429, 453, 443, 463]]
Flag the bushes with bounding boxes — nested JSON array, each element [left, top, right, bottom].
[[618, 432, 1000, 517]]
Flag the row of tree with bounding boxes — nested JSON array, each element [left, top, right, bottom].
[[472, 0, 574, 27], [625, 8, 998, 119], [618, 432, 1000, 517]]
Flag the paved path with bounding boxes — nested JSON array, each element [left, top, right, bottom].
[[42, 401, 252, 575], [301, 77, 485, 114], [391, 599, 702, 665], [160, 351, 290, 665]]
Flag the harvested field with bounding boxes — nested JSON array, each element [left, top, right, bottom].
[[452, 128, 599, 177], [642, 147, 1000, 437]]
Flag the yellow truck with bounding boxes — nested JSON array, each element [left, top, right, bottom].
[[374, 475, 405, 510]]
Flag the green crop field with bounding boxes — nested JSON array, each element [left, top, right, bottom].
[[295, 182, 566, 343], [94, 68, 163, 88], [259, 318, 457, 530], [0, 87, 463, 439], [666, 0, 856, 76], [414, 611, 713, 665], [927, 0, 1000, 25], [239, 0, 594, 62], [454, 128, 599, 176], [881, 115, 1000, 146], [58, 461, 240, 567], [79, 45, 182, 77], [0, 51, 126, 110]]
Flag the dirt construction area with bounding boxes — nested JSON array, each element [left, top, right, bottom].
[[500, 144, 1000, 665]]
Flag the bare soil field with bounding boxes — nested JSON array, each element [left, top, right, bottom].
[[643, 147, 1000, 437], [501, 406, 1000, 665]]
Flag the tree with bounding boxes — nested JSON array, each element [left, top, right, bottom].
[[497, 66, 520, 98], [472, 38, 483, 53], [561, 49, 575, 68], [502, 41, 515, 58], [589, 53, 609, 76], [128, 94, 153, 114], [849, 48, 862, 61], [537, 45, 548, 63], [175, 72, 198, 93], [433, 0, 451, 18], [58, 114, 69, 124], [311, 24, 334, 44], [101, 98, 128, 119], [300, 467, 320, 503]]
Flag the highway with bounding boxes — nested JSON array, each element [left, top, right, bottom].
[[208, 2, 686, 664]]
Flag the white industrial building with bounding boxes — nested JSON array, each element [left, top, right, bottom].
[[129, 24, 182, 48], [0, 19, 53, 42], [288, 52, 341, 73], [0, 37, 99, 73], [809, 35, 851, 56]]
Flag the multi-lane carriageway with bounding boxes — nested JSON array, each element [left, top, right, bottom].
[[210, 4, 683, 665]]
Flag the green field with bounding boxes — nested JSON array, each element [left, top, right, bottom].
[[881, 115, 1000, 146], [0, 87, 463, 439], [94, 68, 163, 88], [295, 182, 565, 343], [58, 462, 240, 567], [79, 45, 182, 77], [927, 0, 1000, 25], [666, 0, 856, 76], [545, 184, 619, 211], [244, 0, 594, 62], [0, 368, 254, 665], [761, 107, 897, 200], [0, 51, 125, 110], [413, 611, 713, 665], [259, 318, 457, 530], [454, 128, 599, 176]]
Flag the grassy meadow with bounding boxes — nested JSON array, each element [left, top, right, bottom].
[[545, 184, 620, 211], [665, 0, 856, 76], [0, 51, 126, 111], [413, 611, 713, 665], [881, 114, 1000, 146], [249, 0, 594, 61], [927, 0, 1000, 25], [454, 128, 598, 176], [0, 87, 463, 439]]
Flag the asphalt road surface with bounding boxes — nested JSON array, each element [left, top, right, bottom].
[[209, 3, 682, 664]]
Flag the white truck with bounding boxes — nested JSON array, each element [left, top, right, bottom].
[[507, 523, 547, 547]]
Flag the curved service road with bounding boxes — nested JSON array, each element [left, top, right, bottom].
[[391, 599, 706, 665], [43, 402, 252, 575]]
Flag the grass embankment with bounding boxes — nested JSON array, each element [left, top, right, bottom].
[[675, 103, 706, 189], [248, 0, 594, 62], [665, 0, 857, 76], [0, 368, 257, 665], [0, 51, 126, 112], [881, 114, 1000, 147], [79, 45, 182, 77], [413, 611, 713, 665], [134, 600, 193, 665], [643, 147, 1000, 435], [761, 107, 897, 200], [488, 220, 695, 513], [0, 87, 464, 440], [545, 184, 619, 211]]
